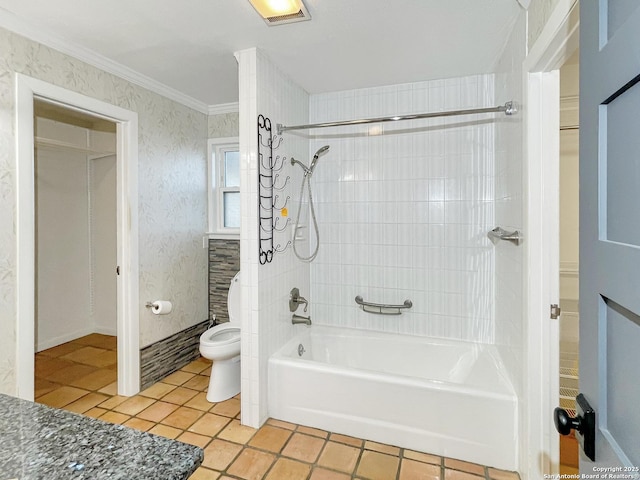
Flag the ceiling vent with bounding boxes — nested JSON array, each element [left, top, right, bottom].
[[248, 0, 311, 26]]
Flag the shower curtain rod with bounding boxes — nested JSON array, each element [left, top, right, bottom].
[[276, 101, 517, 135]]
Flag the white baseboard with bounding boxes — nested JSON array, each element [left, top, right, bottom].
[[94, 326, 117, 336], [36, 327, 116, 352]]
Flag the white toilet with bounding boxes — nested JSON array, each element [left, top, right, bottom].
[[199, 271, 241, 402]]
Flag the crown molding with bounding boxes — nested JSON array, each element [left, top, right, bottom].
[[208, 102, 239, 115], [0, 8, 210, 114]]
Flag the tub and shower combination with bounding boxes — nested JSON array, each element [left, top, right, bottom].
[[268, 325, 517, 470], [269, 91, 520, 470]]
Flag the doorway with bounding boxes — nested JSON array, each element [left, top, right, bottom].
[[33, 101, 119, 403], [558, 49, 580, 473], [16, 74, 140, 399]]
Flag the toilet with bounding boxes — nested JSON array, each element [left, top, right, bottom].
[[199, 271, 241, 402]]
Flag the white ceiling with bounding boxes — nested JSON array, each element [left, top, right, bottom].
[[0, 0, 522, 108]]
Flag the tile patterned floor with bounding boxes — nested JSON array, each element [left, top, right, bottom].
[[35, 334, 521, 480]]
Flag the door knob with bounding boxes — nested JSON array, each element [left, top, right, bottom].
[[554, 393, 596, 461], [554, 407, 582, 435]]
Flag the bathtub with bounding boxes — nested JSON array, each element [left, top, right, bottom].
[[268, 325, 517, 470]]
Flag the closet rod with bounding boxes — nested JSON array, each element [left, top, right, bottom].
[[277, 101, 517, 135]]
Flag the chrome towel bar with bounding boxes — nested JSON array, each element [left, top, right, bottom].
[[488, 227, 522, 245], [355, 295, 413, 315]]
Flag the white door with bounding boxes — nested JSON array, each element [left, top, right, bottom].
[[577, 0, 640, 469]]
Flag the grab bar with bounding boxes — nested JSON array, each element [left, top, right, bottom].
[[355, 295, 413, 315], [488, 227, 522, 245]]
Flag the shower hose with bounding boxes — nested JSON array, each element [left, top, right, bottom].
[[292, 172, 320, 262]]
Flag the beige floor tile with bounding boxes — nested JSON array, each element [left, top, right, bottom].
[[34, 378, 59, 398], [61, 346, 108, 364], [181, 357, 212, 374], [445, 459, 485, 476], [266, 418, 297, 430], [100, 411, 130, 425], [487, 468, 520, 480], [35, 357, 75, 378], [113, 395, 156, 416], [83, 350, 117, 368], [364, 440, 400, 456], [227, 448, 276, 480], [309, 468, 352, 480], [329, 433, 363, 448], [137, 401, 180, 422], [404, 450, 442, 465], [74, 333, 117, 350], [317, 442, 361, 474], [189, 467, 221, 480], [249, 425, 292, 453], [297, 425, 328, 438], [177, 431, 212, 449], [188, 413, 232, 437], [444, 469, 484, 480], [139, 382, 177, 399], [83, 407, 107, 418], [281, 433, 326, 463], [162, 386, 199, 405], [63, 392, 109, 414], [182, 375, 210, 391], [148, 424, 182, 439], [185, 392, 215, 412], [163, 370, 196, 386], [98, 395, 128, 409], [98, 382, 118, 396], [69, 368, 117, 391], [46, 363, 97, 384], [560, 465, 578, 476], [218, 419, 257, 444], [123, 418, 156, 432], [265, 458, 311, 480], [210, 397, 241, 417], [37, 386, 90, 408], [161, 406, 204, 430], [400, 459, 441, 480], [356, 450, 400, 480], [202, 439, 243, 470], [38, 341, 86, 358]]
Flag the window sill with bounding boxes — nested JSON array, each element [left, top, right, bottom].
[[204, 232, 240, 241]]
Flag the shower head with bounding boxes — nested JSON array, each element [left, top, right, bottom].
[[309, 145, 330, 174]]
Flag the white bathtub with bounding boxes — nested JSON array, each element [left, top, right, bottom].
[[268, 326, 517, 470]]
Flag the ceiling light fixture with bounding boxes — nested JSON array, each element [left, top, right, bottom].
[[248, 0, 311, 25]]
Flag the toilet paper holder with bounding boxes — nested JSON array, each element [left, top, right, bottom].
[[145, 300, 173, 315]]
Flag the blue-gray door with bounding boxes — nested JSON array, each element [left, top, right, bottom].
[[580, 0, 640, 469]]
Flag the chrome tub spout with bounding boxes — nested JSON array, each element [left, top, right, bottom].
[[292, 314, 312, 326]]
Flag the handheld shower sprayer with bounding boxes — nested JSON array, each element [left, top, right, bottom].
[[290, 145, 330, 176], [290, 145, 330, 262], [309, 145, 330, 174]]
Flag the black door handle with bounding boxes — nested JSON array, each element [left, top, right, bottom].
[[554, 393, 596, 461]]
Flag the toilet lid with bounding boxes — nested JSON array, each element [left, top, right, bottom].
[[227, 271, 241, 323]]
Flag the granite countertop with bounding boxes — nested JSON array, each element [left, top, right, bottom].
[[0, 393, 203, 480]]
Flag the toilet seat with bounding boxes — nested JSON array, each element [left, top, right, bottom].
[[200, 323, 240, 347]]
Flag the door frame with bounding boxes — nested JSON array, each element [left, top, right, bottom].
[[524, 0, 579, 477], [15, 73, 140, 398]]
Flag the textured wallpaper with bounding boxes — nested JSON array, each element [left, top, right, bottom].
[[0, 26, 209, 395], [528, 0, 562, 48], [208, 112, 239, 138]]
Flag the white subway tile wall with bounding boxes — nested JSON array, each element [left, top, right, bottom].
[[308, 75, 498, 343], [238, 48, 311, 427]]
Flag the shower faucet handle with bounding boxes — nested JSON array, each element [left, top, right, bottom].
[[289, 288, 308, 313]]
